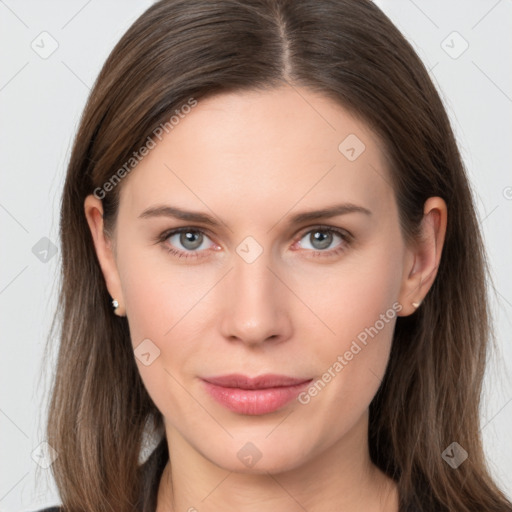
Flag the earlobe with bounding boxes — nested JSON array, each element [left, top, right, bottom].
[[397, 197, 447, 316], [84, 194, 126, 316]]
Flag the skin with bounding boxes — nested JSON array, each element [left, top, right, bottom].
[[85, 84, 447, 512]]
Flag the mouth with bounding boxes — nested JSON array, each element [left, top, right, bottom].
[[201, 373, 313, 415]]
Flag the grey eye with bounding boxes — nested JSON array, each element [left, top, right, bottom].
[[180, 231, 203, 250], [167, 230, 209, 251], [299, 229, 343, 251]]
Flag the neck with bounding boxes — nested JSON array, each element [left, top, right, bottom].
[[156, 411, 398, 512]]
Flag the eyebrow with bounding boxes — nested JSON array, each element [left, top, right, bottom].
[[138, 203, 372, 227]]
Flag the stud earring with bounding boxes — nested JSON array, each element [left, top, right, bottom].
[[111, 298, 126, 317], [412, 301, 422, 308]]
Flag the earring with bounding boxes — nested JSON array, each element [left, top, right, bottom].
[[111, 298, 125, 317], [412, 301, 422, 308]]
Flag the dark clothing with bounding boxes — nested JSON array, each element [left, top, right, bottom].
[[136, 437, 169, 512]]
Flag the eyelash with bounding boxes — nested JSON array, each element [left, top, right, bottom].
[[156, 225, 352, 260]]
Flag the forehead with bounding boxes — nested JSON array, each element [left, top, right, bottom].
[[119, 85, 394, 222]]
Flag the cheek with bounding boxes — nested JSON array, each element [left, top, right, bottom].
[[299, 237, 403, 346], [116, 242, 214, 402], [296, 237, 403, 406], [121, 265, 204, 423], [118, 239, 209, 346]]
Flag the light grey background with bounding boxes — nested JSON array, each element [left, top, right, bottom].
[[0, 1, 510, 510]]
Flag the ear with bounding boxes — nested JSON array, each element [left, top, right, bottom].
[[84, 194, 126, 316], [397, 196, 447, 316]]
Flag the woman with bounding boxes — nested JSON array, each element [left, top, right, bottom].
[[37, 0, 512, 511]]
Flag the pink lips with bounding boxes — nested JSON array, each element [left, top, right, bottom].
[[201, 374, 313, 415]]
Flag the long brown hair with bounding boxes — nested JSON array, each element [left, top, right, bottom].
[[43, 0, 512, 510]]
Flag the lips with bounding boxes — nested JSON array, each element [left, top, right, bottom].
[[202, 373, 310, 389], [201, 373, 313, 415]]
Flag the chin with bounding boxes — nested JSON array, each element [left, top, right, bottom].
[[200, 436, 315, 476]]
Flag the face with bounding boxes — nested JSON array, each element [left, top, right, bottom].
[[86, 84, 429, 475]]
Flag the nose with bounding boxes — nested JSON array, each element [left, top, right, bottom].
[[219, 249, 293, 347]]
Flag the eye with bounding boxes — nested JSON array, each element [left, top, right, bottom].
[[295, 226, 351, 256], [157, 225, 352, 260], [158, 228, 218, 259]]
